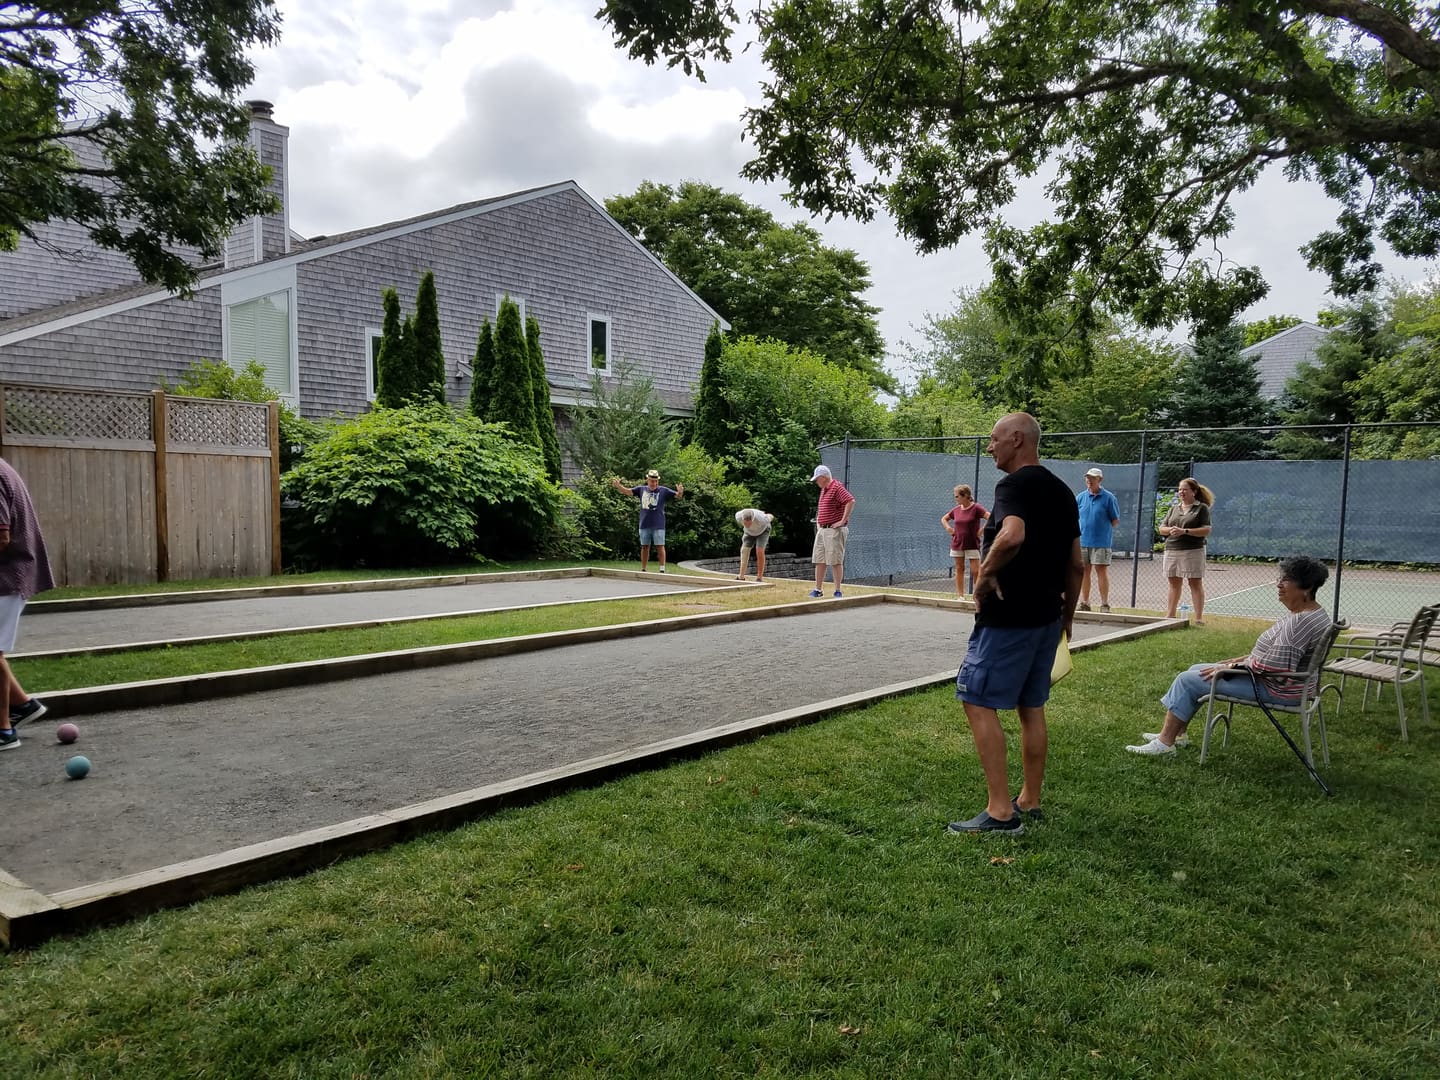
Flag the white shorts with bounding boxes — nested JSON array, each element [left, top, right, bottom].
[[1163, 548, 1207, 579], [812, 525, 849, 565], [952, 549, 981, 560], [0, 594, 26, 653]]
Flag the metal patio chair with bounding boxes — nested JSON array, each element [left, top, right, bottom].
[[1367, 604, 1440, 671], [1323, 604, 1439, 742], [1200, 620, 1347, 793]]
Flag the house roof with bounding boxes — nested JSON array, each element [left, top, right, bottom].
[[285, 185, 551, 255], [1240, 321, 1331, 399], [0, 272, 223, 335], [1, 180, 728, 345]]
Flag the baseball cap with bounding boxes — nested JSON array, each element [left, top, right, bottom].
[[645, 469, 660, 479], [810, 464, 832, 481], [1085, 467, 1104, 479]]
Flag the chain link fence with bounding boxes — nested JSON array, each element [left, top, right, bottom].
[[818, 423, 1440, 629]]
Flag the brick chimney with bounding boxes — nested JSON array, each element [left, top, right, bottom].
[[224, 100, 290, 269]]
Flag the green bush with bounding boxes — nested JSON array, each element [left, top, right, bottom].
[[665, 443, 758, 558], [538, 486, 602, 561], [281, 403, 557, 569], [162, 359, 325, 469], [725, 416, 820, 551], [576, 444, 755, 560], [572, 474, 639, 560]]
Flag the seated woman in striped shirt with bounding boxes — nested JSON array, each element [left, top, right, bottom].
[[1126, 555, 1332, 757]]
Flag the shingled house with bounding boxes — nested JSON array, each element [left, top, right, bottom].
[[1241, 321, 1332, 400], [0, 103, 725, 420]]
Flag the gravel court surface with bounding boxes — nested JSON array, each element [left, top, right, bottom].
[[4, 605, 1118, 894], [16, 575, 719, 654]]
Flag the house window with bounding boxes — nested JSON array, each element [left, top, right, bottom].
[[365, 327, 382, 401], [589, 314, 612, 374], [221, 264, 298, 404], [495, 293, 526, 323], [226, 290, 293, 399]]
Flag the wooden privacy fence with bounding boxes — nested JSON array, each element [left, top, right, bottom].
[[0, 384, 280, 586]]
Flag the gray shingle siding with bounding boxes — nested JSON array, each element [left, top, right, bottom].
[[0, 218, 156, 322], [1241, 322, 1331, 400], [0, 291, 221, 391], [257, 123, 289, 262], [3, 184, 715, 419], [0, 136, 204, 320], [223, 219, 259, 269], [222, 111, 289, 270], [296, 186, 714, 417]]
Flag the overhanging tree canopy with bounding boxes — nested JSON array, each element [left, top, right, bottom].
[[1, 1, 282, 293], [599, 0, 1440, 336]]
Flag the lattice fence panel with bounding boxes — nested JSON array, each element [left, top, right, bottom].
[[167, 398, 270, 449], [2, 386, 152, 441]]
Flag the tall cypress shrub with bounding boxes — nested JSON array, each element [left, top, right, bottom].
[[492, 296, 540, 446], [469, 318, 496, 418], [692, 321, 730, 454], [410, 270, 446, 404], [527, 314, 563, 481], [1167, 322, 1275, 461], [375, 287, 414, 407]]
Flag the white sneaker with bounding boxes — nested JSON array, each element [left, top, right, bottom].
[[1126, 738, 1177, 756], [1141, 731, 1189, 748]]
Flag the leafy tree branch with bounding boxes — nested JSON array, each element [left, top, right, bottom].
[[599, 0, 1440, 336]]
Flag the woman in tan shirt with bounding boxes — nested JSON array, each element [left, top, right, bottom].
[[1159, 477, 1213, 623]]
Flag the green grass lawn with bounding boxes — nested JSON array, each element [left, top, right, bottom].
[[3, 628, 1437, 1076]]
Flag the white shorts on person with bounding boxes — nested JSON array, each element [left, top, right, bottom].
[[0, 594, 25, 653], [813, 525, 848, 565], [1163, 547, 1206, 578]]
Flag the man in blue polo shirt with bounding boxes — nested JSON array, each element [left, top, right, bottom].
[[1076, 467, 1121, 613]]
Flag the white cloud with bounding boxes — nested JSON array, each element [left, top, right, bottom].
[[588, 85, 748, 144], [249, 0, 1436, 379]]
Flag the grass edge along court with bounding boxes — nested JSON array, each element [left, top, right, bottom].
[[1, 627, 1436, 1077]]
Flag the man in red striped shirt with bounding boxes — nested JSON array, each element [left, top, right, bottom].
[[809, 464, 855, 598]]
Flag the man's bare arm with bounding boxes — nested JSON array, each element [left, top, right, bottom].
[[973, 516, 1024, 606]]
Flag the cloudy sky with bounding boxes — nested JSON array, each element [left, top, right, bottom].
[[250, 0, 1428, 383]]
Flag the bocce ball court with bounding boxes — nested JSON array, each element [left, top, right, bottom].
[[14, 566, 743, 657], [1, 590, 1156, 948]]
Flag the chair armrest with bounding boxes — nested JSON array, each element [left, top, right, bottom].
[[1330, 638, 1394, 657], [1338, 631, 1400, 647]]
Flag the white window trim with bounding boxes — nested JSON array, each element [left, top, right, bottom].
[[220, 264, 299, 405], [495, 293, 526, 324], [364, 326, 383, 402], [587, 313, 613, 375]]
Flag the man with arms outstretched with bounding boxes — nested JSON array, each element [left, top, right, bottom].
[[612, 469, 684, 573]]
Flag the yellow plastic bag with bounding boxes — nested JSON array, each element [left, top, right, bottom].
[[1050, 632, 1073, 685]]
